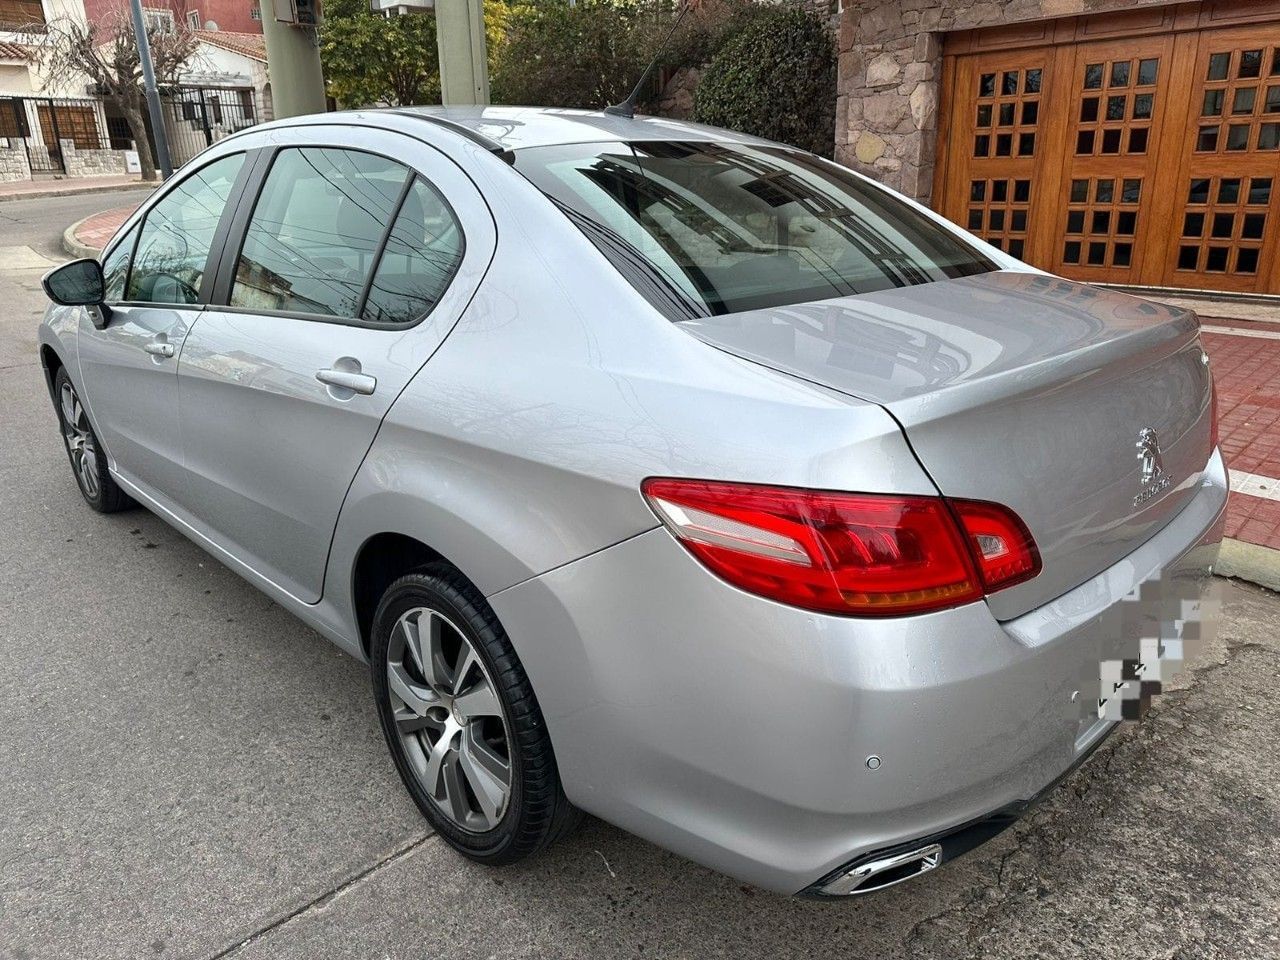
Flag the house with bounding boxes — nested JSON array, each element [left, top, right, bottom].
[[0, 0, 125, 181], [163, 29, 267, 165], [79, 0, 263, 36], [837, 0, 1280, 294], [80, 0, 267, 168]]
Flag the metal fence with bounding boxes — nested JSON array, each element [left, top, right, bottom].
[[0, 96, 111, 174], [163, 86, 258, 167]]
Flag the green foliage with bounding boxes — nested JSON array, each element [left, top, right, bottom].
[[664, 0, 770, 71], [693, 5, 836, 156], [321, 0, 514, 108], [490, 0, 675, 109], [320, 0, 440, 107]]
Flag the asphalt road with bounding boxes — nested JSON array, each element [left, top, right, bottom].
[[1, 192, 1278, 960]]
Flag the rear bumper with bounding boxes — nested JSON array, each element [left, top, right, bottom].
[[489, 449, 1228, 895], [801, 715, 1117, 897]]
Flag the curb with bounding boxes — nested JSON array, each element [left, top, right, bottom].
[[61, 215, 103, 260], [1217, 537, 1280, 593], [0, 179, 155, 205]]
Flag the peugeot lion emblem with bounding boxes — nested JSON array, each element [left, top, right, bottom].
[[1133, 427, 1171, 507]]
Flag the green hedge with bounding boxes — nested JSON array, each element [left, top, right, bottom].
[[693, 6, 836, 156], [491, 0, 674, 109]]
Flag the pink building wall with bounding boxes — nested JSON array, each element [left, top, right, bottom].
[[80, 0, 262, 36]]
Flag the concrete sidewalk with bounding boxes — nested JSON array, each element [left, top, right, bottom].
[[0, 174, 153, 204]]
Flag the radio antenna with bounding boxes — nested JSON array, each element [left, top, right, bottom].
[[604, 2, 692, 119]]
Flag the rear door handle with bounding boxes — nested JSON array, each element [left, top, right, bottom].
[[316, 368, 377, 396], [144, 341, 175, 358]]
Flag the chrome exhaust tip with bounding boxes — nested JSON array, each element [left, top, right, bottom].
[[816, 843, 943, 896]]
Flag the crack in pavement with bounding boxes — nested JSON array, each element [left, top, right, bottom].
[[905, 636, 1277, 958], [201, 832, 436, 960]]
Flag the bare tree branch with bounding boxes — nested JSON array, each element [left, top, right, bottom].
[[31, 12, 197, 181]]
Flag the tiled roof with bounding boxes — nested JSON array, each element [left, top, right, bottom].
[[194, 30, 267, 62], [0, 41, 32, 61]]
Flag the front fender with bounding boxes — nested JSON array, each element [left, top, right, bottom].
[[37, 305, 83, 401]]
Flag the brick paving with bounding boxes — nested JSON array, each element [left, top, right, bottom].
[[72, 205, 141, 252], [65, 207, 1280, 551], [1204, 324, 1280, 552]]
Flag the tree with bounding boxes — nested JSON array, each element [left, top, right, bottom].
[[693, 5, 836, 156], [321, 0, 511, 109], [490, 0, 675, 110], [320, 0, 440, 107], [35, 10, 196, 182]]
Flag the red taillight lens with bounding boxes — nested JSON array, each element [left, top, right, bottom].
[[949, 499, 1041, 592], [641, 479, 1040, 617]]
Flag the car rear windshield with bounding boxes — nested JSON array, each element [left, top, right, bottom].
[[513, 140, 996, 319]]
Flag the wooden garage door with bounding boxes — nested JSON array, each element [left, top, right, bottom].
[[937, 1, 1280, 293]]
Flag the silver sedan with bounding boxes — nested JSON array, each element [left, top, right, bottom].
[[37, 107, 1224, 897]]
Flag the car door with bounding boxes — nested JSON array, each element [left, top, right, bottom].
[[75, 151, 252, 503], [175, 126, 495, 604]]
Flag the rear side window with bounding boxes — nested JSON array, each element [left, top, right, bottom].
[[230, 148, 409, 318], [127, 152, 245, 305], [514, 141, 995, 318], [101, 224, 137, 303], [361, 178, 464, 325]]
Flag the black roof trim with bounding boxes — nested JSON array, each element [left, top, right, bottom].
[[390, 111, 515, 164]]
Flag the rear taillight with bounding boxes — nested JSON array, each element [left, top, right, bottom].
[[948, 499, 1041, 592], [641, 478, 1040, 618]]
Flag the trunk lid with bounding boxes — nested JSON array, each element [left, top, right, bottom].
[[681, 271, 1215, 620]]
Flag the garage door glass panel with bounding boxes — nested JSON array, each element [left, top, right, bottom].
[[973, 67, 1040, 158], [126, 152, 244, 305], [230, 147, 410, 318], [1074, 56, 1158, 157], [361, 177, 465, 326]]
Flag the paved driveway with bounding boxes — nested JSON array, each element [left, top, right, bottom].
[[1, 193, 1278, 960]]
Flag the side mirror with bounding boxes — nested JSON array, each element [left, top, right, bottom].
[[42, 259, 110, 328]]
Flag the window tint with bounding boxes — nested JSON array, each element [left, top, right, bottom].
[[513, 141, 994, 318], [362, 178, 464, 325], [231, 148, 409, 318], [127, 153, 244, 304], [101, 224, 138, 302]]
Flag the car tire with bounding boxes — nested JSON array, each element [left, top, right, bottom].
[[371, 565, 581, 864], [53, 366, 132, 514]]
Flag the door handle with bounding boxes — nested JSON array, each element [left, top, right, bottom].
[[316, 368, 377, 396], [144, 341, 175, 358]]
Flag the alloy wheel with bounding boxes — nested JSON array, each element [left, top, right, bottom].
[[59, 380, 100, 501], [386, 606, 513, 832]]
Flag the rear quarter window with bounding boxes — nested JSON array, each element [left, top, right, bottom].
[[514, 140, 995, 319]]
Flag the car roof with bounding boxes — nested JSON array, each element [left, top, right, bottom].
[[384, 106, 769, 152]]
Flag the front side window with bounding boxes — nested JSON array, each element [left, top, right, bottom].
[[230, 148, 409, 318], [514, 141, 996, 318], [361, 178, 464, 325], [101, 224, 138, 303], [127, 152, 245, 305]]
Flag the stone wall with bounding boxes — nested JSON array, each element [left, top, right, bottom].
[[836, 0, 1182, 202], [61, 141, 127, 178], [655, 66, 701, 120], [801, 0, 840, 28], [0, 139, 30, 183]]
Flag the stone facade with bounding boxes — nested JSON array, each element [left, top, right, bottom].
[[836, 0, 1183, 202], [60, 141, 127, 178], [655, 66, 701, 120], [0, 139, 31, 183]]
